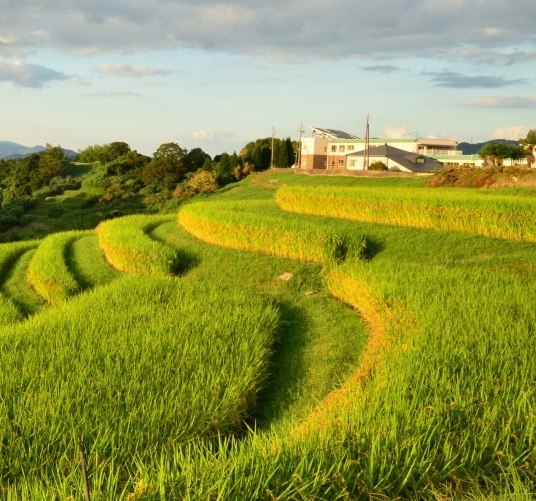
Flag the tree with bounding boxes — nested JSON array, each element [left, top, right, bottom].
[[275, 137, 294, 167], [78, 142, 131, 164], [186, 148, 211, 173], [240, 138, 272, 171], [520, 129, 536, 168], [478, 142, 518, 167], [215, 153, 233, 185], [142, 142, 187, 188], [201, 158, 213, 172]]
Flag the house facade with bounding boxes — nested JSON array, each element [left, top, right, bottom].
[[298, 127, 466, 172]]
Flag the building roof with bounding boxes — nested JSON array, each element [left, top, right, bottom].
[[348, 144, 443, 173], [310, 127, 359, 140]]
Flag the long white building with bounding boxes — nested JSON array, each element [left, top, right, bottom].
[[298, 127, 476, 172]]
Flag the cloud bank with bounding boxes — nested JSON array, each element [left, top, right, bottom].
[[0, 0, 533, 61]]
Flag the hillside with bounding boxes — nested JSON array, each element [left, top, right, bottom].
[[457, 138, 518, 155], [0, 171, 534, 499], [0, 140, 77, 159]]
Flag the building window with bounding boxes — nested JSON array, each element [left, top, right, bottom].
[[338, 159, 345, 167], [331, 145, 337, 152], [347, 145, 354, 151], [339, 145, 345, 152]]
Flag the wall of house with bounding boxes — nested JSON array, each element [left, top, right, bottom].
[[300, 137, 328, 169], [299, 136, 461, 171]]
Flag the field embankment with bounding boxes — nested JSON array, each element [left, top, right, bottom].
[[276, 184, 536, 241], [96, 214, 181, 275]]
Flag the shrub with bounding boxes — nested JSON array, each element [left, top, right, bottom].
[[368, 161, 388, 171]]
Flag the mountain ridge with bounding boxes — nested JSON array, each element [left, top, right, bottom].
[[0, 141, 77, 160]]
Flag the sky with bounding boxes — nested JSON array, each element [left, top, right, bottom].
[[0, 0, 535, 158]]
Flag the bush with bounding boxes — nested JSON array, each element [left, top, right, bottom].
[[368, 161, 388, 171], [187, 171, 219, 195]]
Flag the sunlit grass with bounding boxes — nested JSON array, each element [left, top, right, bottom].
[[27, 231, 83, 304], [276, 184, 536, 241], [0, 275, 279, 498], [96, 214, 180, 275]]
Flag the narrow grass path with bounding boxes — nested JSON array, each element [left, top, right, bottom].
[[66, 232, 120, 289], [1, 249, 46, 317], [151, 220, 368, 428]]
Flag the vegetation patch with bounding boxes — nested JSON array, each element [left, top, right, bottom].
[[276, 184, 536, 241], [178, 198, 368, 264], [0, 275, 279, 497], [427, 164, 536, 188], [26, 231, 83, 304], [96, 214, 181, 275]]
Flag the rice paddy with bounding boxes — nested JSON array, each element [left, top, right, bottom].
[[0, 170, 535, 499]]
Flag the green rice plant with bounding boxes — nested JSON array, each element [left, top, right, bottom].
[[1, 248, 47, 317], [178, 199, 368, 264], [66, 232, 120, 288], [276, 184, 536, 241], [0, 274, 279, 498], [96, 214, 181, 275], [0, 241, 39, 325], [26, 231, 83, 305], [0, 294, 23, 326]]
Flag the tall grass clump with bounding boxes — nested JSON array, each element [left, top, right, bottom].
[[0, 274, 279, 498], [122, 253, 536, 500], [26, 231, 84, 304], [0, 241, 38, 324], [66, 232, 120, 289], [276, 185, 536, 241], [96, 214, 181, 275], [178, 199, 368, 264]]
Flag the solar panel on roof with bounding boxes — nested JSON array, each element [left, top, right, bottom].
[[311, 127, 358, 139]]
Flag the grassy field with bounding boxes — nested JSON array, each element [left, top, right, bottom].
[[0, 170, 535, 499]]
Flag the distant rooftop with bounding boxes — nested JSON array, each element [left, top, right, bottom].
[[310, 127, 359, 140]]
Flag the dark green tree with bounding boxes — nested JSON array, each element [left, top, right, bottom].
[[240, 138, 272, 171], [201, 158, 213, 172], [215, 153, 233, 185], [186, 148, 211, 173], [142, 142, 187, 188]]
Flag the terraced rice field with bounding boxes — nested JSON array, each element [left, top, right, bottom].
[[0, 171, 535, 499]]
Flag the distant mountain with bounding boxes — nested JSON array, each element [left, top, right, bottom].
[[457, 139, 518, 155], [0, 141, 77, 160]]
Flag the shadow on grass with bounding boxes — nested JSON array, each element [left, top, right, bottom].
[[147, 222, 201, 276], [362, 235, 385, 260], [249, 299, 310, 429], [64, 238, 92, 291], [0, 249, 46, 316]]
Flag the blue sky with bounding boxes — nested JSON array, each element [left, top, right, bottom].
[[0, 0, 535, 157]]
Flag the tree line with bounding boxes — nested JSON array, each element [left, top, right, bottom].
[[0, 136, 297, 236], [478, 130, 536, 167]]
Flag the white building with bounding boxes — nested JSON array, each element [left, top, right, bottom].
[[298, 127, 468, 172]]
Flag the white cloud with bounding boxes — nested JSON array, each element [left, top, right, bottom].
[[96, 63, 174, 77], [490, 126, 533, 141], [190, 130, 215, 141], [381, 125, 421, 139]]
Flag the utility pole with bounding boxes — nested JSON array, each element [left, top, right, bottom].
[[364, 115, 370, 170], [271, 126, 276, 169], [296, 122, 304, 168]]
